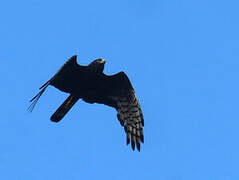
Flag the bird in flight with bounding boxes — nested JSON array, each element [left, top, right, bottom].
[[29, 55, 144, 151]]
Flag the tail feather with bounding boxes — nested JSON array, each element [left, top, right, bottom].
[[51, 95, 79, 122]]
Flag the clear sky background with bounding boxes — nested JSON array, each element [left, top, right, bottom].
[[1, 0, 239, 179]]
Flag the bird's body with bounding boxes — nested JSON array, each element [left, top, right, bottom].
[[29, 55, 144, 151]]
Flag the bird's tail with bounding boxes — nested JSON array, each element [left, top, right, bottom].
[[51, 94, 80, 122]]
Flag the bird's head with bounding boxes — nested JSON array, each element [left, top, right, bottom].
[[88, 58, 106, 73]]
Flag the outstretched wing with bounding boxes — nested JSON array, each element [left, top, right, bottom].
[[99, 72, 144, 151], [28, 55, 78, 112]]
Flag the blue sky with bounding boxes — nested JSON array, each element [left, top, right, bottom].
[[1, 0, 239, 179]]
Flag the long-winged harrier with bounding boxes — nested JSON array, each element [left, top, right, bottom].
[[29, 55, 144, 151]]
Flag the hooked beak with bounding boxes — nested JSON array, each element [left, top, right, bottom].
[[100, 58, 106, 64]]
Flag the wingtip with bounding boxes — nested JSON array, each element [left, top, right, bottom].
[[141, 135, 144, 143], [126, 132, 131, 145], [137, 145, 141, 152], [131, 140, 135, 151]]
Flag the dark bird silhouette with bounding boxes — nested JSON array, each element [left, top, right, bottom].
[[28, 55, 144, 151]]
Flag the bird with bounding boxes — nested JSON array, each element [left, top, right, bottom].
[[28, 55, 144, 151]]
